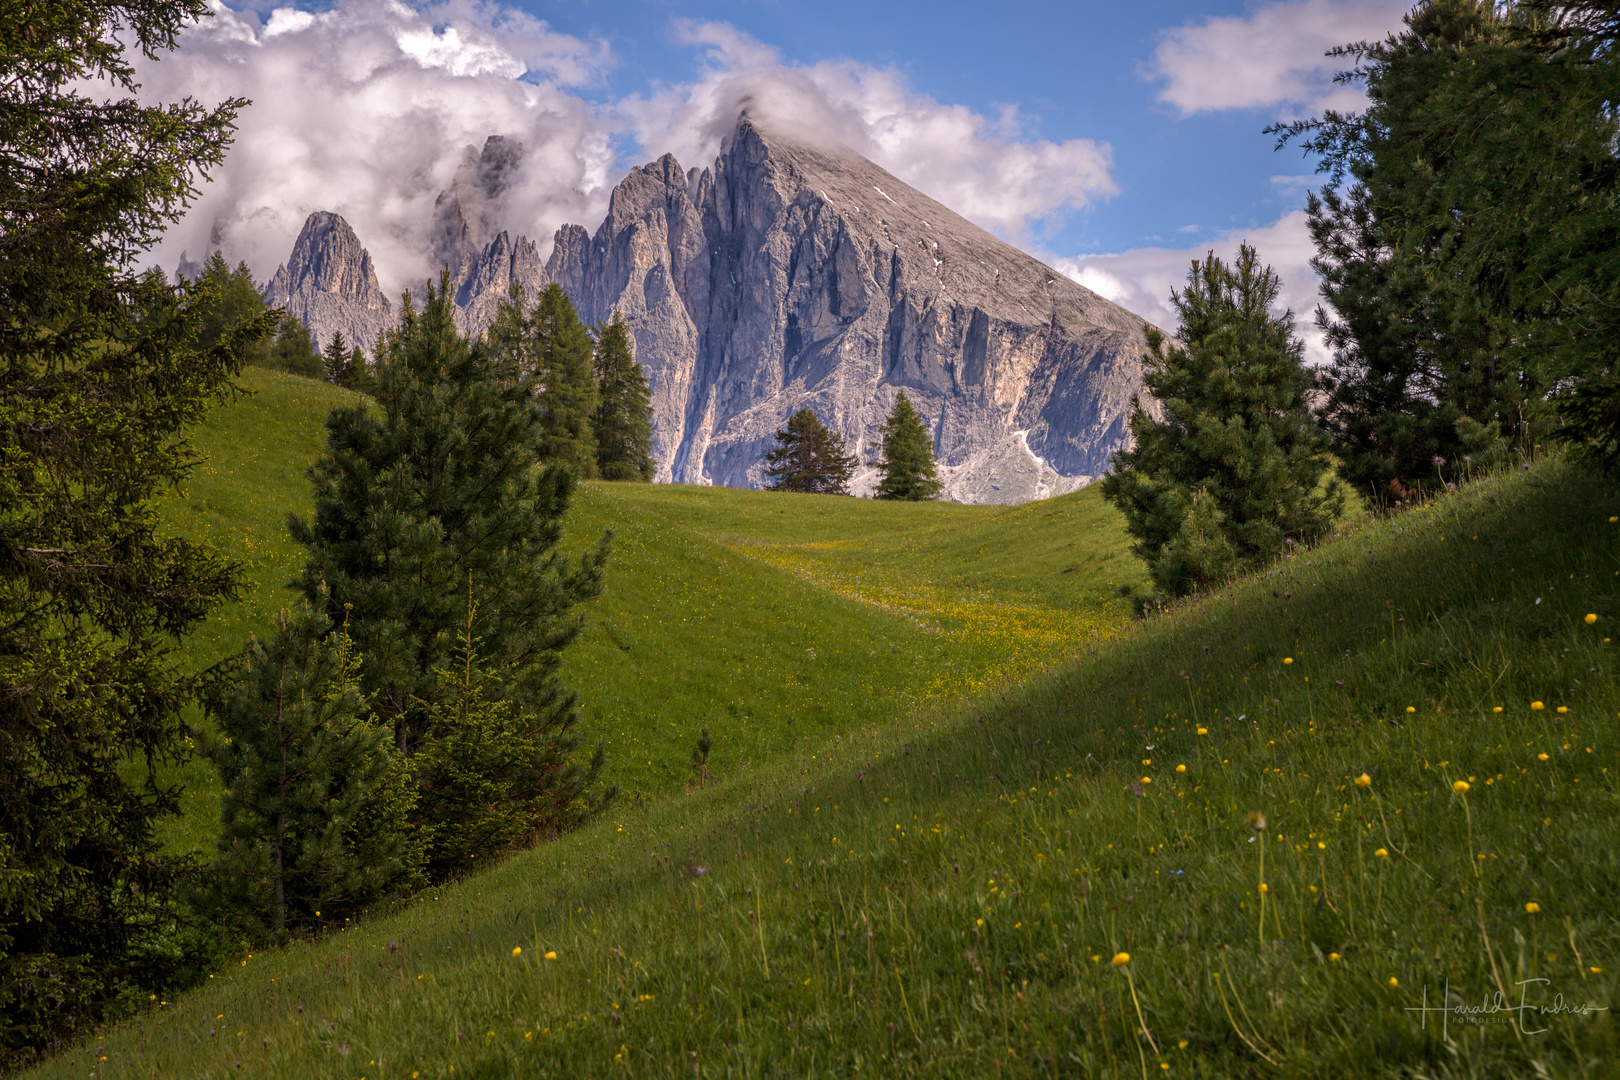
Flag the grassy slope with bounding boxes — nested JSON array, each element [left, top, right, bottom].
[[153, 370, 367, 854], [156, 370, 1141, 843], [562, 482, 1141, 799], [72, 453, 1616, 1078]]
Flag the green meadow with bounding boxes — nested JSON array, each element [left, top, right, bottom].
[[61, 372, 1615, 1078], [155, 370, 1143, 840]]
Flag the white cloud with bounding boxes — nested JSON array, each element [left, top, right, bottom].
[[623, 21, 1116, 242], [1052, 209, 1329, 365], [1148, 0, 1409, 118], [139, 0, 617, 293], [140, 3, 1119, 289]]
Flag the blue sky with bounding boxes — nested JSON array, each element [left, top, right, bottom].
[[525, 0, 1318, 254], [146, 0, 1410, 349]]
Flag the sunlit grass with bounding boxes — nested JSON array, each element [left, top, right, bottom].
[[68, 445, 1617, 1077], [154, 370, 1143, 849]]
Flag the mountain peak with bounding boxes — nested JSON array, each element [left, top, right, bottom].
[[264, 212, 393, 350], [538, 116, 1153, 498]]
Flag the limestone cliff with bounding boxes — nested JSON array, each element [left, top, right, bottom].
[[246, 119, 1155, 503], [263, 211, 393, 351], [542, 119, 1154, 499]]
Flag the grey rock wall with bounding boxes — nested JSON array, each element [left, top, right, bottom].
[[264, 211, 394, 352], [240, 119, 1155, 503], [540, 118, 1155, 499]]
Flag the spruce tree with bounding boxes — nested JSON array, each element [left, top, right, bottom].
[[271, 314, 322, 378], [875, 392, 943, 500], [1273, 3, 1527, 500], [290, 276, 611, 839], [1101, 245, 1341, 599], [321, 330, 351, 386], [204, 596, 423, 940], [0, 0, 257, 1052], [345, 342, 374, 394], [765, 409, 857, 494], [591, 313, 656, 481], [193, 253, 273, 368], [489, 284, 598, 475]]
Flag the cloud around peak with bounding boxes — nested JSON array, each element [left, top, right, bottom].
[[142, 1, 1121, 291], [626, 20, 1118, 241]]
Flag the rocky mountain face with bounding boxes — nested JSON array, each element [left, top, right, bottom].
[[264, 211, 393, 351], [430, 136, 546, 336], [234, 119, 1155, 503], [545, 120, 1153, 499]]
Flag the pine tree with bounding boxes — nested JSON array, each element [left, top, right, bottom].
[[271, 314, 322, 378], [289, 276, 612, 841], [412, 593, 593, 878], [765, 409, 857, 495], [1101, 246, 1341, 599], [591, 313, 656, 481], [346, 342, 374, 394], [204, 595, 423, 940], [0, 0, 259, 1053], [489, 284, 599, 476], [875, 392, 942, 500]]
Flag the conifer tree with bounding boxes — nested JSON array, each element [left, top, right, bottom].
[[1101, 246, 1341, 599], [489, 284, 598, 475], [193, 253, 273, 368], [204, 596, 423, 940], [271, 314, 322, 378], [591, 313, 656, 481], [875, 392, 943, 500], [0, 0, 259, 1051], [765, 409, 857, 494], [1273, 2, 1527, 500], [321, 330, 351, 386], [290, 276, 611, 839], [412, 593, 603, 878]]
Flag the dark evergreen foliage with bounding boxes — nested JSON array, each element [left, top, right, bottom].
[[289, 276, 612, 840], [764, 409, 857, 495], [1275, 0, 1620, 484], [320, 331, 371, 392], [0, 0, 257, 1055], [875, 392, 942, 501], [203, 596, 423, 941], [489, 284, 599, 476], [190, 252, 272, 368], [322, 330, 351, 385], [1101, 246, 1341, 599], [591, 313, 655, 481], [412, 597, 587, 878], [270, 314, 322, 379]]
